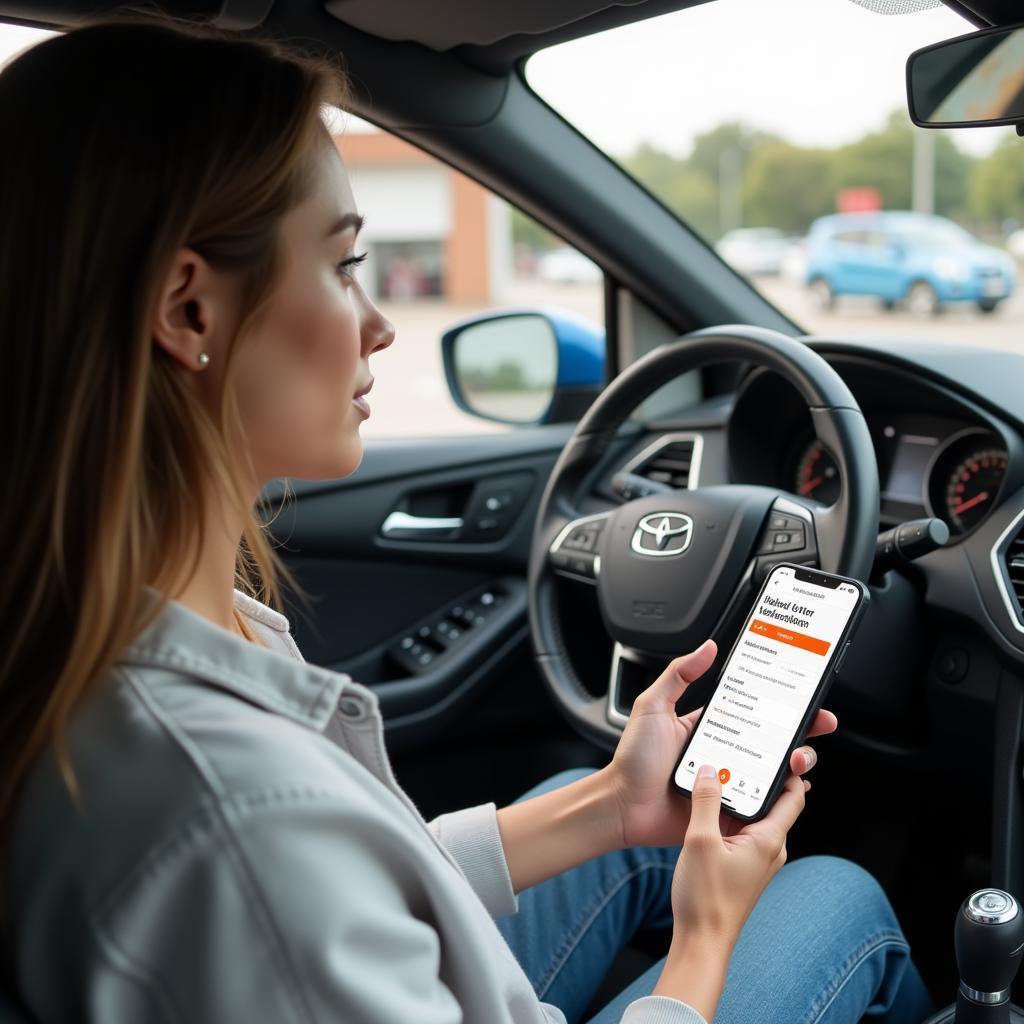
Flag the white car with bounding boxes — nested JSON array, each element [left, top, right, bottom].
[[535, 246, 603, 284], [716, 227, 790, 276], [1007, 229, 1024, 260]]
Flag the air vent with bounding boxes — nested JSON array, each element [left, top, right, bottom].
[[625, 434, 703, 490], [1004, 526, 1024, 622]]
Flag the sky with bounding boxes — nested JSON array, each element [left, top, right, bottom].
[[527, 0, 1016, 158], [1, 1, 1019, 159]]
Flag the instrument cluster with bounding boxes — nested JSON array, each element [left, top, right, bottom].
[[791, 423, 1008, 538]]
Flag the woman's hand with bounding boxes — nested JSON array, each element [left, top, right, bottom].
[[604, 638, 837, 849], [668, 765, 806, 942], [650, 767, 809, 1020]]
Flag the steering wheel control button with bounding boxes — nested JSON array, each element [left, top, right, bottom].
[[563, 529, 597, 551], [568, 555, 596, 577], [771, 529, 806, 552], [757, 527, 806, 554], [550, 513, 610, 582]]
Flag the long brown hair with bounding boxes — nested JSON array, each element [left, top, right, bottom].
[[0, 19, 344, 822]]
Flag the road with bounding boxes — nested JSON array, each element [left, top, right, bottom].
[[362, 275, 1020, 440], [757, 276, 1024, 351]]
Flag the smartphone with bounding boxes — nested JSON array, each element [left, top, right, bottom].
[[671, 562, 869, 822]]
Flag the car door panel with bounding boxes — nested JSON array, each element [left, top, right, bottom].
[[263, 425, 579, 748]]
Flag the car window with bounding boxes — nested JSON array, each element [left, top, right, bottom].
[[0, 12, 607, 441], [528, 0, 1022, 344], [863, 231, 892, 249], [329, 115, 605, 438]]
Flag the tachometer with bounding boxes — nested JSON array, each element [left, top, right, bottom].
[[795, 439, 841, 505], [945, 447, 1008, 533]]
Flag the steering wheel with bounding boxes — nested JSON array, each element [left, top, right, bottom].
[[528, 325, 879, 750]]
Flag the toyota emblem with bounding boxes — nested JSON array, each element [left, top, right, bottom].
[[630, 512, 694, 557]]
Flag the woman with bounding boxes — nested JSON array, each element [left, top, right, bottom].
[[0, 20, 932, 1024]]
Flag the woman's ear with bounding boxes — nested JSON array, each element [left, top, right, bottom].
[[152, 249, 225, 371]]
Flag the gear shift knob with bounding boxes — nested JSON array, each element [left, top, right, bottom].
[[955, 889, 1024, 1024]]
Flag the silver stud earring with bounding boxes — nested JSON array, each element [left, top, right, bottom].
[[197, 351, 210, 367]]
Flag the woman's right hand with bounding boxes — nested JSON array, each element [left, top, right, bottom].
[[650, 766, 810, 1019], [671, 764, 808, 942]]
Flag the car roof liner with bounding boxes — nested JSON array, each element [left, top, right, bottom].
[[0, 0, 270, 31], [0, 0, 1014, 64]]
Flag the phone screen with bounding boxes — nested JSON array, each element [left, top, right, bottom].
[[674, 564, 862, 819]]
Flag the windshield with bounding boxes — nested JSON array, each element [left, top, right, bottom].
[[528, 0, 1023, 346]]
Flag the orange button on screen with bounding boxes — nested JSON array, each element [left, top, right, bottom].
[[749, 618, 831, 656], [718, 768, 730, 784]]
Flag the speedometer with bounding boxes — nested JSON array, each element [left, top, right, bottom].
[[945, 448, 1008, 533], [926, 430, 1008, 536]]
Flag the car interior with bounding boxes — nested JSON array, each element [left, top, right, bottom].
[[6, 0, 1024, 1021]]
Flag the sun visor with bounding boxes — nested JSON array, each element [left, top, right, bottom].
[[323, 0, 650, 50]]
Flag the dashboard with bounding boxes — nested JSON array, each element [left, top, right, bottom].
[[581, 337, 1024, 770], [598, 338, 1024, 681], [726, 350, 1018, 543]]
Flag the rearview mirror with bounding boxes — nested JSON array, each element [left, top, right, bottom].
[[908, 22, 1024, 128]]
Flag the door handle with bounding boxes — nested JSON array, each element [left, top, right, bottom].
[[381, 511, 464, 540]]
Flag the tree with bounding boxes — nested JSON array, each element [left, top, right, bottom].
[[967, 135, 1024, 226], [742, 142, 833, 234], [826, 111, 972, 219], [616, 112, 976, 242], [934, 133, 974, 221], [687, 123, 778, 184], [830, 111, 914, 210], [622, 143, 719, 239]]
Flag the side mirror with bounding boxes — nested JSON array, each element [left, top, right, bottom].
[[441, 309, 605, 426], [908, 22, 1024, 129]]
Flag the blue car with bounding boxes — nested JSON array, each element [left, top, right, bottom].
[[804, 211, 1016, 315]]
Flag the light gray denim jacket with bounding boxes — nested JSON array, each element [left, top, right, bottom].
[[5, 588, 703, 1024]]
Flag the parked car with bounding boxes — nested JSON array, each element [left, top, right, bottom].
[[780, 235, 809, 284], [535, 245, 603, 284], [1006, 228, 1024, 261], [715, 227, 790, 276], [804, 210, 1016, 315]]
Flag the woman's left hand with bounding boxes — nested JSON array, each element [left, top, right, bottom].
[[605, 638, 838, 848]]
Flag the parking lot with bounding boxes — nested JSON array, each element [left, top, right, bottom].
[[363, 274, 1022, 440]]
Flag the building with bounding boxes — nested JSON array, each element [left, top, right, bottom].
[[334, 129, 511, 305]]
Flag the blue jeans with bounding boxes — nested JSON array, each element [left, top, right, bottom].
[[495, 768, 933, 1024]]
